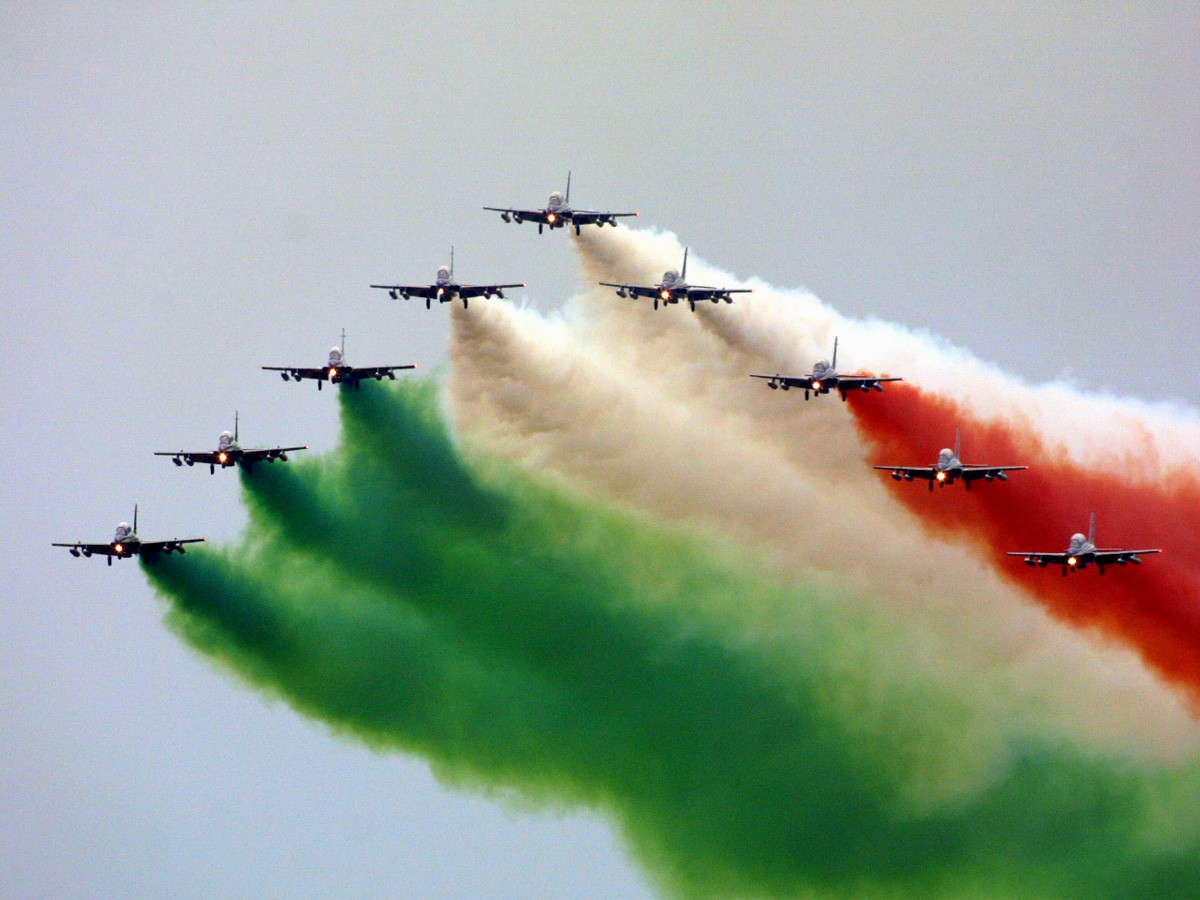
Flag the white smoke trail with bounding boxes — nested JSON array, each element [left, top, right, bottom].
[[444, 228, 1200, 769], [571, 226, 1200, 476]]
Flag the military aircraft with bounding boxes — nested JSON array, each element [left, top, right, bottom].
[[1008, 513, 1161, 575], [750, 338, 902, 400], [485, 172, 639, 235], [369, 247, 524, 309], [600, 248, 752, 310], [155, 412, 308, 474], [873, 429, 1026, 491], [263, 331, 416, 390], [53, 505, 204, 566]]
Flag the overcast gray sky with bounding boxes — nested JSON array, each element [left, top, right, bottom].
[[4, 4, 1198, 896]]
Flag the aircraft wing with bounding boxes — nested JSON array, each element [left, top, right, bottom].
[[239, 446, 308, 463], [262, 366, 327, 381], [681, 286, 752, 308], [140, 538, 206, 556], [155, 450, 220, 465], [749, 373, 818, 390], [485, 206, 551, 225], [456, 283, 525, 300], [687, 286, 753, 296], [872, 465, 938, 480], [599, 282, 663, 300], [53, 541, 121, 557], [369, 284, 440, 300], [960, 465, 1027, 481], [1092, 548, 1161, 564], [567, 210, 640, 225], [342, 364, 417, 382], [1007, 551, 1070, 565], [836, 376, 904, 390]]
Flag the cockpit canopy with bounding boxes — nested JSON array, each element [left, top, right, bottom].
[[1069, 533, 1087, 548], [662, 269, 680, 286], [436, 266, 451, 281], [547, 191, 564, 209], [938, 448, 955, 463], [813, 359, 831, 374], [329, 347, 343, 363]]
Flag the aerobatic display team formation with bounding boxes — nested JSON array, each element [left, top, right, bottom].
[[56, 173, 1163, 577], [54, 174, 1200, 897]]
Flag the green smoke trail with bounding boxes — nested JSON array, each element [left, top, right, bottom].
[[145, 380, 1200, 898]]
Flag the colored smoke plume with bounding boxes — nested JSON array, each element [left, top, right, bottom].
[[144, 380, 1200, 897], [446, 230, 1200, 759], [568, 225, 1200, 706], [848, 381, 1200, 700]]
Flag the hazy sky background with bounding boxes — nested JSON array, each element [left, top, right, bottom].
[[4, 4, 1198, 896]]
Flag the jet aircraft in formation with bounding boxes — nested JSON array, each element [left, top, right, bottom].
[[874, 429, 1026, 491], [370, 247, 524, 309], [154, 412, 308, 474], [55, 171, 1163, 579], [486, 172, 639, 235], [263, 332, 416, 390], [600, 248, 752, 310], [751, 338, 902, 400], [53, 506, 204, 566], [1008, 514, 1160, 575]]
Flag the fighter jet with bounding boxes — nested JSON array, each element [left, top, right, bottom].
[[263, 331, 416, 390], [750, 338, 902, 401], [369, 247, 524, 309], [1008, 513, 1161, 575], [873, 429, 1026, 491], [485, 172, 639, 235], [155, 412, 308, 474], [53, 505, 204, 566], [600, 248, 752, 311]]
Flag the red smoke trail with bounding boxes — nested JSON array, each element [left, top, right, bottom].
[[848, 383, 1200, 702]]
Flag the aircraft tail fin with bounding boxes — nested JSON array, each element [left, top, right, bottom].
[[565, 170, 571, 204], [234, 410, 239, 442], [340, 327, 346, 357], [133, 503, 138, 535], [682, 247, 689, 281], [832, 336, 839, 369], [954, 428, 961, 460], [1089, 512, 1096, 544]]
